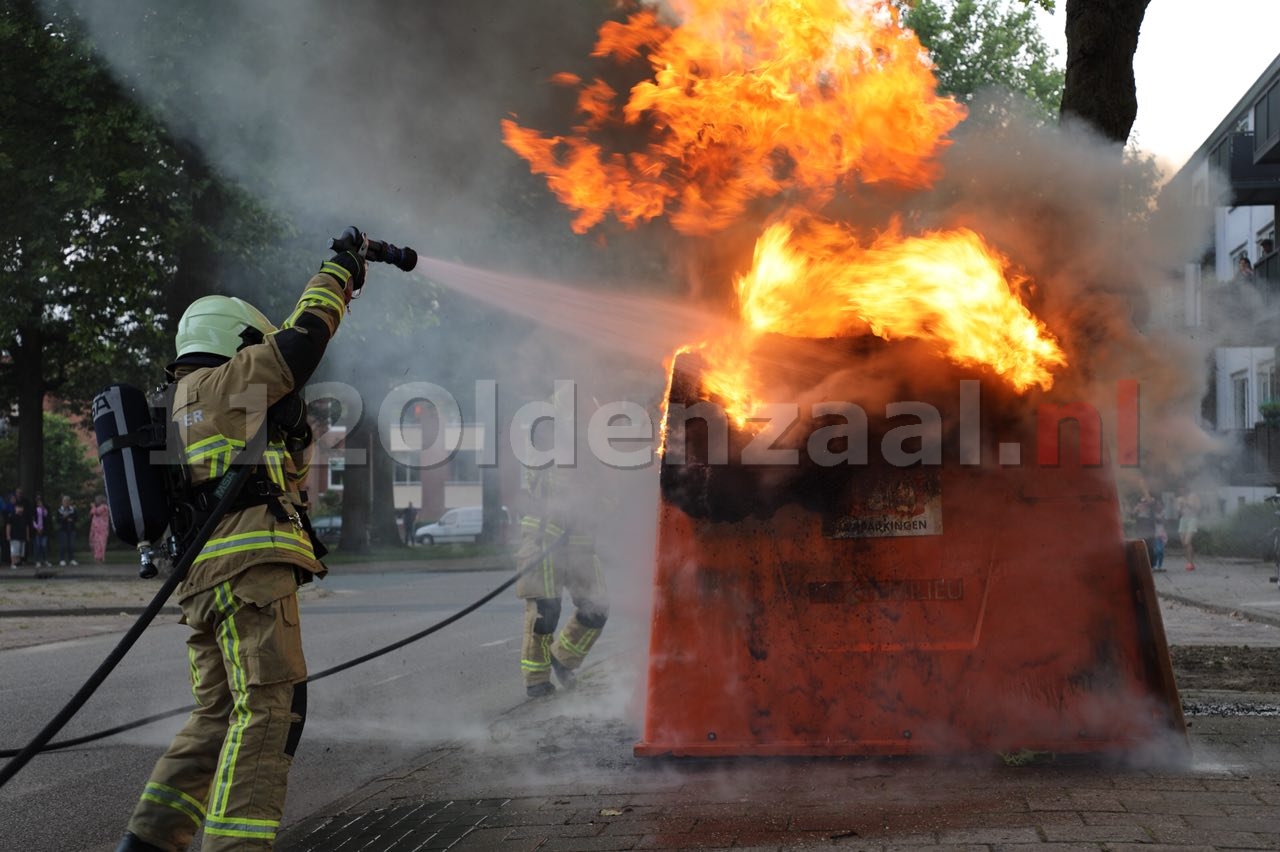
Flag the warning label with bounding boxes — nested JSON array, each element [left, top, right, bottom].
[[825, 469, 943, 539]]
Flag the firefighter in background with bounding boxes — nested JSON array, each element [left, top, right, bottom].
[[115, 235, 368, 852], [515, 396, 609, 698]]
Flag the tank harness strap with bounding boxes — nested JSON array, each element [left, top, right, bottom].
[[189, 474, 328, 563], [95, 423, 166, 459], [191, 470, 284, 515]]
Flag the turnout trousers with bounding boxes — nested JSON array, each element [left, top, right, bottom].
[[127, 565, 307, 851], [515, 520, 609, 687]]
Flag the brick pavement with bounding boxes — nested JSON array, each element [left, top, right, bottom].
[[277, 672, 1280, 852]]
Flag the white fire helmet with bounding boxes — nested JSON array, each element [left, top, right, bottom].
[[174, 295, 277, 361]]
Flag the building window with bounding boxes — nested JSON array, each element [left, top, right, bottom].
[[1258, 225, 1276, 257], [1233, 371, 1249, 429], [1270, 83, 1280, 141], [328, 457, 345, 489], [1260, 362, 1276, 407], [393, 451, 422, 485], [449, 451, 481, 484], [1211, 139, 1232, 177], [1259, 93, 1271, 145]]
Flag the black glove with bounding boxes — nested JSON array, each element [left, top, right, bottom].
[[282, 420, 313, 455], [324, 226, 369, 301], [268, 393, 311, 452]]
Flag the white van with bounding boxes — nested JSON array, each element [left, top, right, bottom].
[[414, 506, 483, 545]]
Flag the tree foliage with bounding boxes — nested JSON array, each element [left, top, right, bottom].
[[1119, 144, 1162, 224], [0, 412, 97, 502], [900, 0, 1065, 122], [0, 0, 191, 495], [0, 0, 296, 497]]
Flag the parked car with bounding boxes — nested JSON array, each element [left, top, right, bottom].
[[415, 506, 483, 545], [310, 515, 341, 543]]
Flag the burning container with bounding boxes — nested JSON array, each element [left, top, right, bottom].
[[636, 341, 1185, 758]]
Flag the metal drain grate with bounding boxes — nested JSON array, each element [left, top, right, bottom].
[[282, 798, 512, 851]]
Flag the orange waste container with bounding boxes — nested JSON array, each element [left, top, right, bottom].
[[636, 344, 1185, 758]]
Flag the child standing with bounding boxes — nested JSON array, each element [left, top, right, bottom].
[[57, 495, 78, 566], [7, 502, 32, 568]]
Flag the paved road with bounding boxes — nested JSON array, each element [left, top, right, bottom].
[[1158, 595, 1280, 646], [0, 569, 637, 852], [1154, 556, 1280, 626], [0, 557, 1274, 851]]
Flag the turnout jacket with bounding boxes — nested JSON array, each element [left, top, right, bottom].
[[171, 270, 348, 602]]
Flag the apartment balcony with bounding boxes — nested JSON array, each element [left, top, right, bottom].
[[1254, 79, 1280, 165], [1209, 132, 1280, 205], [1257, 129, 1280, 165], [1204, 272, 1280, 344], [1260, 250, 1280, 284], [1230, 424, 1280, 487]]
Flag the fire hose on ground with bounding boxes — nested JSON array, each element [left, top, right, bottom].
[[0, 506, 567, 787]]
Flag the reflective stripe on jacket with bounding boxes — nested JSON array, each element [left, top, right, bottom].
[[172, 272, 345, 602]]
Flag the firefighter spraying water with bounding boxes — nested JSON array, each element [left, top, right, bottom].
[[93, 228, 417, 852], [93, 228, 416, 581]]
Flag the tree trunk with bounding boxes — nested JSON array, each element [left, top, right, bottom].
[[13, 323, 46, 497], [368, 429, 402, 547], [338, 415, 372, 554], [1059, 0, 1151, 145], [337, 367, 408, 551]]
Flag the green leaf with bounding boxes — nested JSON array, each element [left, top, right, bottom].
[[900, 0, 1065, 123]]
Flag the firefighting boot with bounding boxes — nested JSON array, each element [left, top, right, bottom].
[[115, 832, 167, 852], [550, 655, 577, 691], [526, 681, 555, 698]]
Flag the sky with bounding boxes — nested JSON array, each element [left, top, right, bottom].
[[1034, 0, 1280, 170]]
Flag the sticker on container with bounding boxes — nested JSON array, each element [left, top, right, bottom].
[[824, 468, 943, 538]]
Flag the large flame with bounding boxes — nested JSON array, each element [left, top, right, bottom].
[[502, 0, 965, 235], [506, 0, 1068, 437], [683, 215, 1067, 427], [735, 217, 1066, 386]]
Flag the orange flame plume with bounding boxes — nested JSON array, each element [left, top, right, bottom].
[[736, 217, 1066, 389], [502, 0, 966, 235], [505, 0, 1068, 435]]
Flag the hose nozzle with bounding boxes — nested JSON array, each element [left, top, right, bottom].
[[330, 226, 418, 272]]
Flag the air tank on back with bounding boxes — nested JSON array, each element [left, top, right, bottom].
[[92, 384, 170, 576]]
